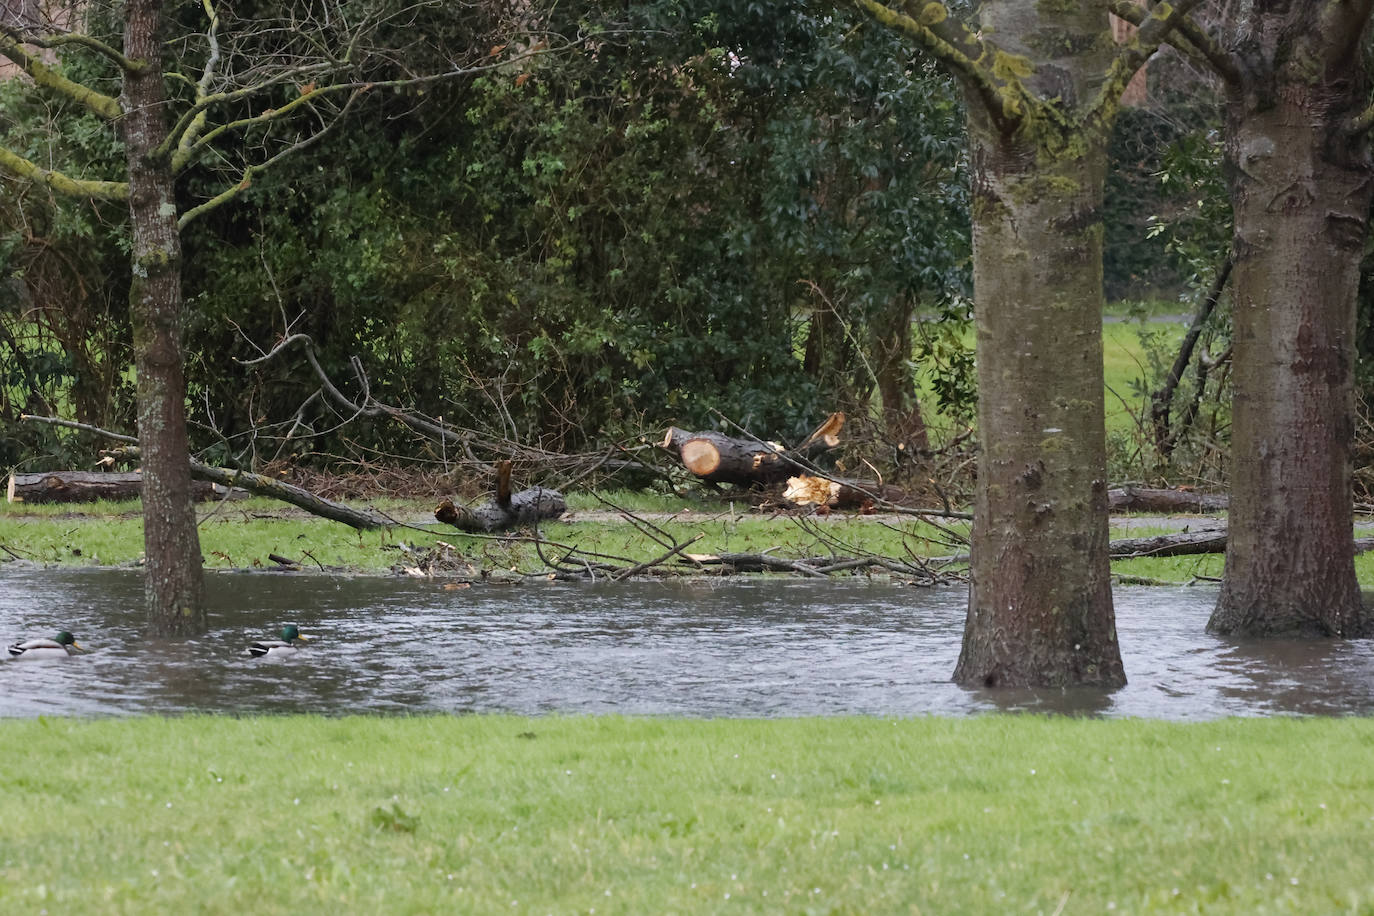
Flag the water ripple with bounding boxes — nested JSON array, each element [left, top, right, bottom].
[[3, 567, 1374, 718]]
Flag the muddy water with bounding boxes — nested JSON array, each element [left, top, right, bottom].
[[2, 567, 1373, 718]]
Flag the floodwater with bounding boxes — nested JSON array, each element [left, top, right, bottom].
[[3, 567, 1374, 719]]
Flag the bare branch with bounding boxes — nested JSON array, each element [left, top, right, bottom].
[[1105, 0, 1241, 87], [1087, 0, 1215, 123], [0, 22, 146, 73], [19, 415, 389, 529], [0, 33, 123, 119], [177, 88, 364, 228], [0, 146, 129, 200], [853, 0, 1025, 133]]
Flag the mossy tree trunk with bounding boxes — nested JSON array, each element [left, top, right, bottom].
[[951, 0, 1124, 688], [1207, 4, 1374, 637], [955, 111, 1122, 687], [858, 0, 1198, 686], [122, 0, 206, 635]]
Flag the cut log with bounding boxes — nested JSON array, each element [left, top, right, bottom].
[[662, 412, 845, 488], [1108, 486, 1229, 514], [1107, 530, 1374, 559], [435, 460, 566, 533], [435, 489, 566, 533], [7, 470, 241, 505], [1108, 530, 1229, 558]]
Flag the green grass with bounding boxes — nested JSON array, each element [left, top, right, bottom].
[[0, 494, 971, 572], [912, 314, 1182, 439], [13, 498, 1374, 589], [3, 715, 1374, 914]]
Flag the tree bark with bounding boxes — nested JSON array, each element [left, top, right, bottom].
[[662, 413, 844, 488], [1209, 6, 1374, 637], [1107, 486, 1228, 514], [952, 3, 1125, 688], [122, 0, 206, 635]]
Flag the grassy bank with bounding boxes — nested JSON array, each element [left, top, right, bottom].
[[2, 715, 1373, 914], [6, 494, 1374, 585]]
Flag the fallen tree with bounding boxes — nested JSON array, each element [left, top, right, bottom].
[[662, 412, 845, 487], [7, 470, 241, 504], [19, 417, 389, 529], [434, 461, 566, 533], [240, 335, 664, 489], [1108, 486, 1229, 514], [1108, 530, 1374, 559]]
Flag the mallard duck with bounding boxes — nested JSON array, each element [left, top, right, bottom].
[[246, 625, 310, 657], [8, 631, 83, 659]]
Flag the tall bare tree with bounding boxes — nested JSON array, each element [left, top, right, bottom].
[[0, 0, 528, 633], [857, 1, 1199, 686]]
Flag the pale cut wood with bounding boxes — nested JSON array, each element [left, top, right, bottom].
[[679, 438, 723, 476]]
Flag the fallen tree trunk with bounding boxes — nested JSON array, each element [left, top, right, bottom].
[[435, 461, 566, 533], [16, 415, 400, 531], [1108, 486, 1229, 514], [1108, 529, 1374, 559], [188, 463, 390, 530], [7, 470, 241, 505], [663, 412, 845, 487], [1108, 530, 1229, 558]]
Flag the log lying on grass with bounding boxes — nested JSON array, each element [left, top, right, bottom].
[[1107, 529, 1374, 559], [15, 418, 389, 529], [435, 461, 566, 533], [1107, 486, 1229, 514], [662, 412, 845, 487], [7, 470, 241, 505]]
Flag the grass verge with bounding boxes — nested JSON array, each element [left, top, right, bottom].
[[9, 497, 1374, 587], [2, 714, 1373, 914]]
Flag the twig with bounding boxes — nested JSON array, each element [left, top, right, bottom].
[[612, 533, 706, 582]]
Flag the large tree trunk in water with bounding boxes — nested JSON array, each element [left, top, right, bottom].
[[952, 3, 1124, 688], [122, 0, 206, 635], [1209, 8, 1373, 638]]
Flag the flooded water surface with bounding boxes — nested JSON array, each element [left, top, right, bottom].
[[3, 567, 1374, 719]]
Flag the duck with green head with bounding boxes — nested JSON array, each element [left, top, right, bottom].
[[247, 625, 310, 657], [8, 631, 84, 659]]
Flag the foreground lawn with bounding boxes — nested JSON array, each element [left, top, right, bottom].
[[3, 715, 1374, 914]]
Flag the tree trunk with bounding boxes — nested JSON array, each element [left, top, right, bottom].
[[873, 293, 930, 452], [952, 3, 1124, 688], [122, 0, 206, 636], [1209, 8, 1373, 638]]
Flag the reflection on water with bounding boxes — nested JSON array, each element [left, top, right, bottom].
[[3, 567, 1374, 719]]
